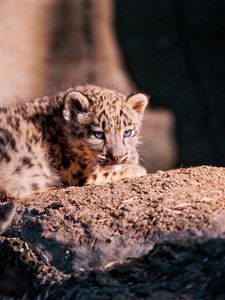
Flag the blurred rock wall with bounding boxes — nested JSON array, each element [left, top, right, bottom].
[[0, 0, 55, 102], [0, 0, 133, 102], [116, 0, 225, 167]]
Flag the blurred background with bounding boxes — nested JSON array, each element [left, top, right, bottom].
[[0, 0, 224, 172]]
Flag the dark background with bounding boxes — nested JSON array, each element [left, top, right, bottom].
[[116, 0, 225, 167]]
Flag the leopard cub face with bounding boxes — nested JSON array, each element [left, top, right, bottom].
[[62, 85, 148, 166]]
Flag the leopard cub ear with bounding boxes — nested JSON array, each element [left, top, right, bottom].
[[126, 93, 149, 114], [63, 91, 90, 121]]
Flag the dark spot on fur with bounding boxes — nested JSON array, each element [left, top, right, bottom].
[[80, 162, 87, 169], [77, 145, 84, 151], [15, 166, 22, 173], [62, 159, 71, 169], [0, 128, 16, 150], [7, 116, 12, 124], [38, 162, 43, 169], [0, 149, 11, 162], [32, 135, 40, 144], [26, 143, 32, 152], [0, 137, 5, 145], [0, 190, 8, 202], [72, 171, 83, 179], [92, 174, 97, 180], [22, 157, 33, 168], [77, 132, 84, 138], [78, 178, 85, 186], [32, 183, 39, 191], [104, 172, 109, 177], [0, 107, 7, 113]]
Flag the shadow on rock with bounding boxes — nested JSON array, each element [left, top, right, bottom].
[[18, 214, 76, 274], [46, 238, 225, 300]]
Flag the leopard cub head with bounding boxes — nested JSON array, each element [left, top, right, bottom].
[[62, 85, 149, 165]]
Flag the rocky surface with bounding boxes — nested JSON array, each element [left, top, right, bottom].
[[1, 166, 225, 299]]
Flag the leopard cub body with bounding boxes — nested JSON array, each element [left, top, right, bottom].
[[0, 84, 148, 203]]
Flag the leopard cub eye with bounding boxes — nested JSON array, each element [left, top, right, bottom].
[[123, 129, 132, 138], [93, 131, 105, 139]]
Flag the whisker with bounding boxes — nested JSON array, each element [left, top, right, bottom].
[[139, 156, 152, 169], [84, 159, 99, 174], [137, 149, 151, 154]]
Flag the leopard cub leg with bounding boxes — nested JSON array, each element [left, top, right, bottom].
[[85, 164, 146, 185]]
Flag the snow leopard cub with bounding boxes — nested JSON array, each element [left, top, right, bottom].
[[0, 84, 148, 232]]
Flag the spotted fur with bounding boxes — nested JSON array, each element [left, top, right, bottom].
[[0, 84, 148, 202]]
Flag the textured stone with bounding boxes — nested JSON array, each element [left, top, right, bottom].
[[1, 166, 225, 298]]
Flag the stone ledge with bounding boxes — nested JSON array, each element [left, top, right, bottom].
[[1, 166, 225, 298]]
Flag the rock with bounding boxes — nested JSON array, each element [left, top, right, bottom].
[[0, 166, 225, 298], [140, 109, 177, 172]]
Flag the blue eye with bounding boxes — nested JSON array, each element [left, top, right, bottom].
[[123, 129, 132, 138], [93, 131, 105, 139]]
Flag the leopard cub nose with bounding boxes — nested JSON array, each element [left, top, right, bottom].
[[107, 149, 127, 163], [113, 155, 123, 162]]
